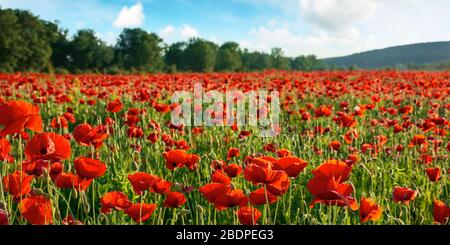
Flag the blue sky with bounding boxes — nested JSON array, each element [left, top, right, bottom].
[[1, 0, 449, 58]]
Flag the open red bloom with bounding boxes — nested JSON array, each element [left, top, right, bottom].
[[163, 192, 187, 208], [74, 157, 107, 179], [213, 189, 248, 211], [73, 123, 108, 149], [329, 140, 342, 151], [226, 147, 240, 160], [162, 149, 200, 171], [25, 132, 71, 162], [408, 134, 427, 147], [55, 172, 93, 191], [433, 200, 450, 224], [223, 163, 242, 178], [273, 156, 308, 178], [211, 170, 231, 185], [237, 206, 262, 225], [244, 158, 282, 185], [19, 195, 53, 225], [265, 171, 290, 196], [127, 172, 159, 194], [0, 138, 14, 162], [107, 99, 123, 113], [392, 186, 417, 204], [426, 167, 441, 182], [0, 100, 43, 137], [307, 176, 358, 210], [311, 160, 352, 183], [124, 203, 157, 222], [360, 197, 382, 223], [199, 183, 230, 204], [3, 170, 34, 198], [276, 149, 291, 158], [150, 178, 172, 194], [100, 191, 132, 214], [50, 116, 68, 129], [249, 188, 278, 205]]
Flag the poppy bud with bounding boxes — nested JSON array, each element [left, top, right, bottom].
[[179, 209, 190, 217], [196, 205, 204, 214]]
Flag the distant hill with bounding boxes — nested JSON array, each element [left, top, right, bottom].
[[322, 41, 450, 69]]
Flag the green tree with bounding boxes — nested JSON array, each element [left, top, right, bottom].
[[0, 8, 54, 72], [183, 38, 218, 72], [67, 29, 113, 72], [215, 42, 242, 72], [271, 47, 290, 70], [115, 28, 164, 72], [164, 41, 187, 72]]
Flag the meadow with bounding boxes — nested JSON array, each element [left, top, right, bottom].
[[0, 70, 449, 225]]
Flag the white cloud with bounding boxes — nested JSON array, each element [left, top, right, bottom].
[[180, 24, 199, 39], [159, 24, 199, 43], [240, 22, 378, 58], [299, 0, 381, 31], [160, 25, 175, 37], [113, 2, 145, 28]]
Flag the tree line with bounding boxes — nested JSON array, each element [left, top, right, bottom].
[[0, 7, 325, 74]]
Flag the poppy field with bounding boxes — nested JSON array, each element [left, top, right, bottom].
[[0, 70, 449, 225]]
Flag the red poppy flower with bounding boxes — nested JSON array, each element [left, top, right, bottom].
[[124, 203, 157, 222], [74, 157, 107, 179], [307, 176, 358, 210], [266, 171, 290, 196], [263, 143, 277, 152], [223, 163, 242, 178], [343, 129, 358, 144], [328, 140, 341, 151], [312, 160, 352, 183], [249, 188, 278, 205], [433, 200, 450, 224], [408, 134, 427, 147], [154, 103, 171, 113], [0, 100, 43, 137], [107, 99, 123, 113], [0, 138, 14, 162], [127, 172, 159, 194], [162, 149, 200, 171], [19, 195, 53, 225], [226, 147, 240, 160], [25, 132, 71, 162], [213, 189, 248, 210], [73, 123, 108, 149], [3, 170, 34, 198], [55, 172, 93, 191], [237, 206, 262, 225], [360, 197, 382, 223], [273, 156, 308, 178], [50, 116, 69, 129], [244, 159, 276, 185], [276, 149, 291, 158], [150, 178, 172, 194], [199, 183, 230, 204], [163, 192, 187, 208], [426, 167, 441, 182], [392, 186, 417, 204], [147, 132, 159, 144], [0, 209, 8, 225], [211, 170, 231, 185], [100, 191, 133, 214]]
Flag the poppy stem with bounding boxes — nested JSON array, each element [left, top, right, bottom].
[[264, 184, 272, 224]]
